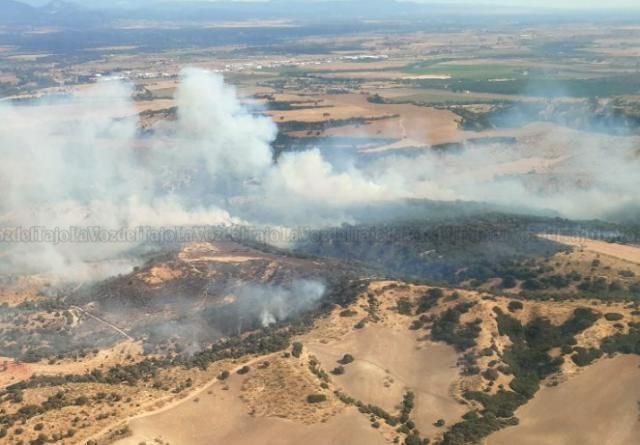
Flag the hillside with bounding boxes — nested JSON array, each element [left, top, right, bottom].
[[0, 237, 639, 445]]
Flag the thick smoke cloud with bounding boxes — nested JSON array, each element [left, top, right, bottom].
[[130, 279, 326, 353], [1, 67, 639, 277]]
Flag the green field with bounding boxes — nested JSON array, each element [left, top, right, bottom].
[[404, 62, 532, 80]]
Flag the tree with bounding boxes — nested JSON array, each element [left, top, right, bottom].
[[397, 298, 414, 316], [405, 434, 422, 445], [483, 369, 499, 381], [507, 301, 523, 312], [339, 354, 355, 365], [292, 342, 303, 358]]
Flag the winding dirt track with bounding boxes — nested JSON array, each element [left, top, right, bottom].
[[105, 352, 387, 445], [70, 305, 133, 341], [83, 355, 269, 445]]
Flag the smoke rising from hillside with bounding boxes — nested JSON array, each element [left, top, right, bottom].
[[232, 279, 326, 329], [0, 67, 639, 276]]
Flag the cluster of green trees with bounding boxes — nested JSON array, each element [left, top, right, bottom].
[[397, 298, 414, 316], [0, 389, 122, 430], [431, 303, 482, 352], [571, 347, 603, 367], [308, 357, 330, 383], [416, 288, 445, 314], [441, 307, 600, 444], [335, 389, 427, 443], [441, 411, 519, 445], [601, 323, 640, 354]]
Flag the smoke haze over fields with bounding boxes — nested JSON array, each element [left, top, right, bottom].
[[1, 68, 639, 276]]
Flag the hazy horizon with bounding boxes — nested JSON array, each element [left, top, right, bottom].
[[15, 0, 640, 11]]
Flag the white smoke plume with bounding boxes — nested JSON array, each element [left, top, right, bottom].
[[1, 67, 639, 277], [232, 279, 327, 328]]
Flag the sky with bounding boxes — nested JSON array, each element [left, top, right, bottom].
[[452, 0, 639, 9], [19, 0, 640, 9]]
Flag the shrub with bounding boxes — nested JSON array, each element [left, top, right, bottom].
[[507, 301, 524, 312], [292, 342, 303, 358], [217, 370, 230, 380], [522, 279, 545, 291], [338, 354, 355, 365], [306, 394, 327, 404], [571, 347, 603, 367], [237, 366, 250, 375], [482, 368, 499, 381], [340, 309, 358, 317], [604, 313, 624, 322], [32, 434, 48, 445], [417, 288, 444, 313], [405, 434, 423, 445], [332, 366, 345, 375], [609, 281, 625, 292], [397, 298, 414, 316]]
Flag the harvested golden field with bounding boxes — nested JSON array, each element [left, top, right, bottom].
[[326, 93, 464, 147], [267, 99, 390, 123], [0, 275, 50, 306], [114, 362, 385, 445], [134, 99, 176, 112], [542, 235, 640, 265], [487, 355, 640, 445], [307, 324, 466, 437]]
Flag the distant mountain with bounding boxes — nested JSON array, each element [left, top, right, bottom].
[[0, 0, 443, 26], [40, 0, 82, 15], [3, 0, 633, 28], [0, 0, 104, 26], [0, 0, 38, 24]]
